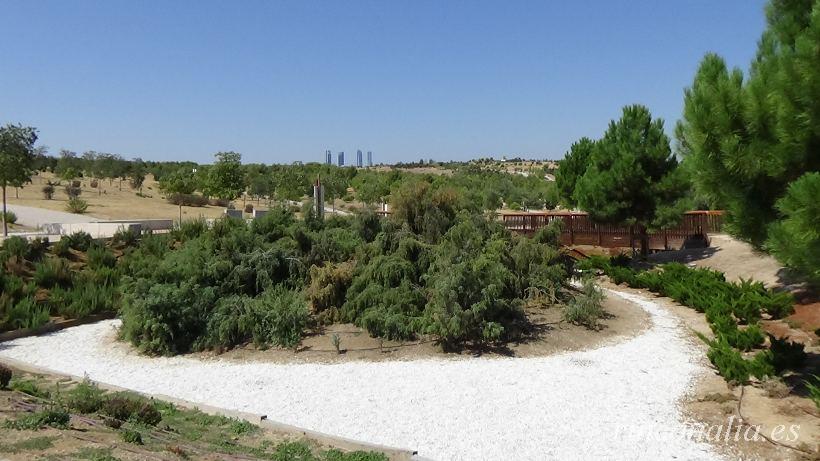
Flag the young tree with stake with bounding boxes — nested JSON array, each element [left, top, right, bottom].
[[160, 168, 199, 224]]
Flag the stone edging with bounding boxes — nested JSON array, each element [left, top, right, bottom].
[[0, 313, 117, 343], [0, 356, 420, 461]]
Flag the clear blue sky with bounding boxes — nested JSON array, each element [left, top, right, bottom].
[[1, 0, 767, 164]]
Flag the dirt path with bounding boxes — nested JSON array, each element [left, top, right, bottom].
[[648, 234, 786, 287]]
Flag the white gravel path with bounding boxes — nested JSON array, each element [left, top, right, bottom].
[[6, 204, 99, 228], [0, 289, 723, 461]]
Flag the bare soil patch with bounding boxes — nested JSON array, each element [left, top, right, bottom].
[[206, 293, 649, 364]]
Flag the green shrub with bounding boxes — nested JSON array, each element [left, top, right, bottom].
[[121, 205, 566, 353], [33, 258, 72, 288], [173, 218, 208, 241], [87, 243, 116, 269], [59, 278, 118, 318], [307, 227, 363, 265], [27, 237, 49, 261], [270, 441, 313, 460], [53, 237, 72, 257], [768, 335, 806, 373], [119, 428, 143, 445], [35, 407, 71, 428], [66, 231, 93, 251], [0, 363, 11, 389], [806, 375, 819, 410], [591, 257, 800, 384], [1, 236, 29, 260], [608, 266, 637, 286], [563, 277, 606, 329], [120, 280, 218, 355], [306, 261, 355, 320], [199, 289, 310, 351], [0, 210, 17, 225], [132, 402, 162, 426], [42, 182, 55, 199], [65, 379, 106, 414], [5, 297, 50, 330], [9, 378, 50, 398], [758, 289, 794, 319], [249, 288, 309, 348], [704, 339, 752, 384], [64, 184, 81, 199], [250, 206, 294, 241], [323, 449, 389, 461], [66, 197, 89, 214], [89, 265, 120, 288], [574, 255, 611, 273], [229, 419, 257, 435], [422, 236, 524, 345], [103, 396, 139, 421], [112, 228, 139, 247], [765, 172, 820, 288], [1, 274, 27, 302], [352, 210, 381, 243], [4, 407, 70, 430]]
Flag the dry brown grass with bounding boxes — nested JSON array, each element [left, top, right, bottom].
[[9, 172, 243, 221]]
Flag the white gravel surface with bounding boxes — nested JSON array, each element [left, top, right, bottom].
[[6, 204, 99, 228], [0, 289, 722, 461]]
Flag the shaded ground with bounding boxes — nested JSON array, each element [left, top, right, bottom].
[[648, 234, 787, 287], [0, 368, 398, 461], [209, 294, 649, 364]]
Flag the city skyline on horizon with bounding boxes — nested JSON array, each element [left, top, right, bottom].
[[2, 1, 767, 164]]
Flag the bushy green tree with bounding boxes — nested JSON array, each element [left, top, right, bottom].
[[555, 137, 595, 208], [204, 151, 245, 200], [0, 124, 38, 236], [159, 168, 199, 223], [677, 0, 820, 245], [129, 158, 147, 192], [422, 215, 525, 347], [389, 179, 466, 243], [766, 172, 820, 286], [575, 105, 686, 256]]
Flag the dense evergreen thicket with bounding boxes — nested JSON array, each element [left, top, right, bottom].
[[0, 232, 128, 332], [119, 184, 570, 355]]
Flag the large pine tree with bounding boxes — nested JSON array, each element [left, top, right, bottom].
[[575, 105, 686, 257], [555, 137, 595, 208], [677, 0, 820, 246]]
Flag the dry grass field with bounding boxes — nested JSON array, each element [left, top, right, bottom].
[[7, 172, 241, 222]]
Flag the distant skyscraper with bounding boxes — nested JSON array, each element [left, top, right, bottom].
[[367, 151, 372, 166], [337, 151, 344, 167], [325, 150, 332, 165], [356, 150, 363, 167]]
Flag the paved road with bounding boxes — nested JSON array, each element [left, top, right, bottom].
[[5, 204, 98, 228]]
